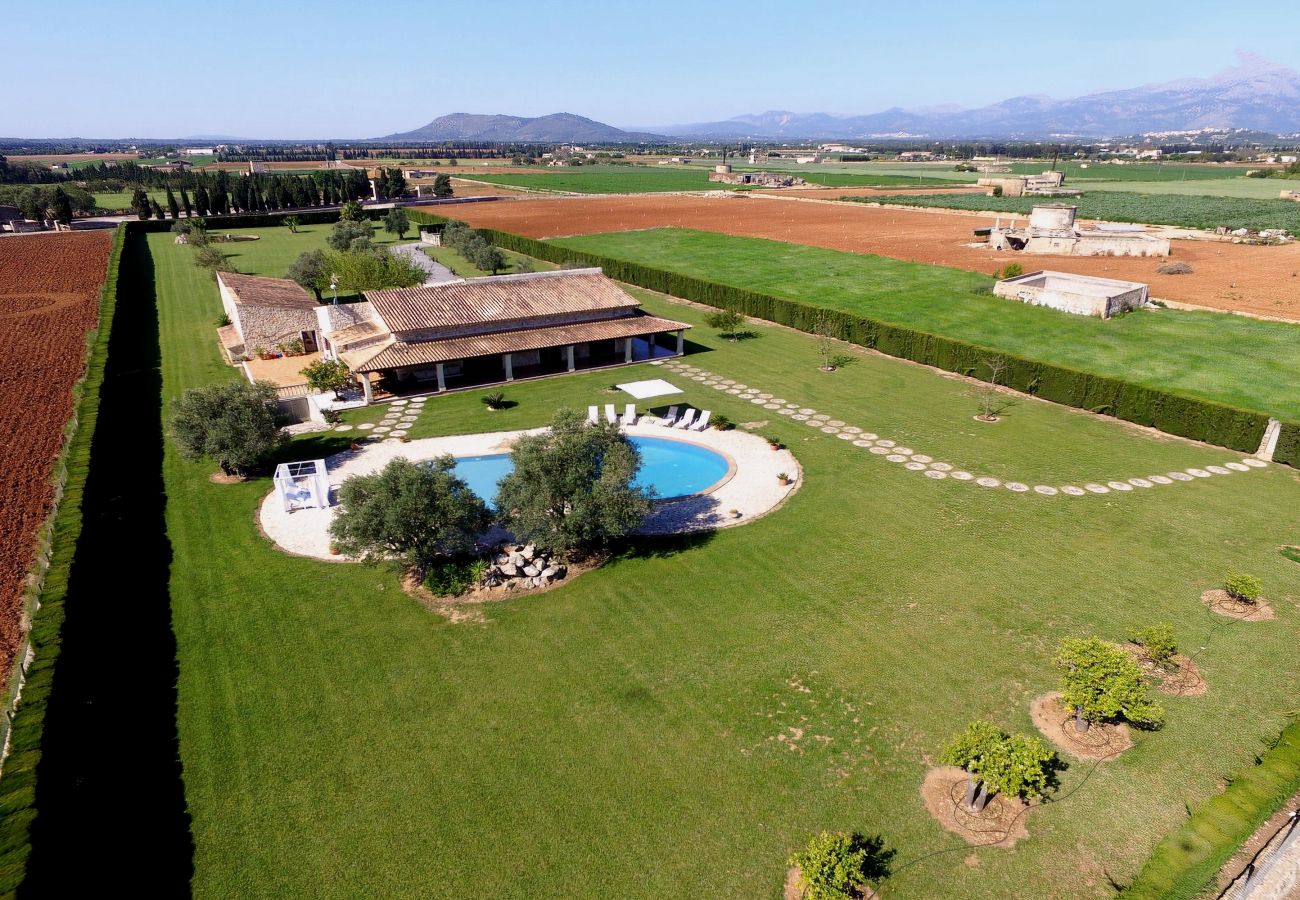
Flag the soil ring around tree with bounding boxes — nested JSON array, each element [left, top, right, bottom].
[[920, 766, 1030, 848], [783, 866, 879, 900], [400, 554, 607, 624], [1031, 692, 1132, 760], [1201, 589, 1276, 621], [1124, 645, 1208, 697], [208, 471, 246, 485], [973, 415, 999, 423]]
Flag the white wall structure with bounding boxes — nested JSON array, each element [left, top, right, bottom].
[[988, 205, 1171, 257], [993, 270, 1150, 319]]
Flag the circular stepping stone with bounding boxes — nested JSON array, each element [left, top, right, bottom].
[[1108, 481, 1134, 491], [390, 429, 408, 437], [925, 469, 947, 479], [1129, 478, 1153, 488], [1084, 484, 1110, 494], [905, 461, 927, 471], [778, 408, 795, 416], [976, 477, 1000, 488], [798, 407, 815, 415], [732, 383, 748, 390], [758, 393, 773, 400], [929, 462, 952, 472], [1034, 485, 1058, 495], [950, 471, 974, 481], [1061, 486, 1086, 496], [1186, 468, 1211, 478], [391, 399, 408, 406], [1243, 458, 1267, 468], [372, 426, 391, 433], [726, 388, 742, 395], [1006, 482, 1029, 492], [1149, 475, 1173, 484], [792, 414, 809, 421], [910, 454, 932, 464], [693, 375, 708, 382], [752, 397, 768, 405], [886, 454, 908, 463], [826, 419, 845, 427], [869, 446, 891, 455], [399, 416, 417, 424], [1168, 472, 1194, 481], [876, 439, 896, 448], [1224, 462, 1250, 472], [764, 403, 782, 410], [357, 423, 375, 430], [334, 424, 352, 432], [720, 379, 735, 385], [820, 426, 840, 434], [860, 433, 879, 441], [853, 439, 874, 448], [836, 432, 855, 441], [841, 426, 862, 435], [894, 447, 913, 456], [812, 414, 830, 421], [805, 419, 823, 427]]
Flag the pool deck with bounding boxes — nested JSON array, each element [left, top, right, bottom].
[[259, 422, 801, 560]]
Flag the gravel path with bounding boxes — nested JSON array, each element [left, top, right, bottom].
[[388, 243, 458, 286]]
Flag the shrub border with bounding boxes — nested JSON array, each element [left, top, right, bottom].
[[0, 224, 126, 888], [407, 210, 1294, 461], [1123, 720, 1300, 898]]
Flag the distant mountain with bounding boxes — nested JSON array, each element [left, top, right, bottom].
[[379, 113, 663, 143], [653, 51, 1300, 140]]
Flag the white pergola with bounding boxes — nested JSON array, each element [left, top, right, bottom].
[[273, 459, 331, 512]]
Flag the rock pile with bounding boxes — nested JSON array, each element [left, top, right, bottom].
[[484, 543, 567, 591]]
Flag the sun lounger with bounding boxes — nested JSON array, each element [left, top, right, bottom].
[[675, 408, 697, 430], [690, 410, 711, 431], [587, 405, 599, 424], [660, 406, 679, 427], [604, 403, 618, 424], [621, 403, 637, 426]]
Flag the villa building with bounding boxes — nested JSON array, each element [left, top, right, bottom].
[[320, 268, 690, 402], [216, 272, 322, 362]]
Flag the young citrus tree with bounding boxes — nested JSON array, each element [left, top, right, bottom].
[[788, 831, 892, 900], [301, 358, 354, 400], [704, 308, 744, 341], [939, 720, 1002, 810], [1130, 623, 1177, 667], [980, 733, 1057, 803], [1223, 571, 1262, 603], [1054, 637, 1165, 732]]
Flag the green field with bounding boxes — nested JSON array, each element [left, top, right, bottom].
[[456, 164, 951, 194], [1009, 161, 1257, 182], [422, 243, 555, 278], [849, 189, 1300, 231], [91, 188, 170, 212], [551, 228, 1300, 419], [80, 222, 1295, 898], [1065, 177, 1300, 200]]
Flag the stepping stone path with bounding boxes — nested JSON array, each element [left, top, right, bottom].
[[657, 359, 1268, 500]]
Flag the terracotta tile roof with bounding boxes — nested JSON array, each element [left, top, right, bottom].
[[326, 321, 383, 345], [364, 269, 637, 333], [216, 324, 243, 350], [345, 313, 689, 373], [219, 272, 318, 309]]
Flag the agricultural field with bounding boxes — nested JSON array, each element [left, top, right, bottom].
[[549, 228, 1300, 419], [1067, 177, 1300, 200], [455, 164, 952, 194], [1008, 161, 1257, 182], [101, 222, 1300, 898], [0, 231, 112, 686], [851, 190, 1300, 232]]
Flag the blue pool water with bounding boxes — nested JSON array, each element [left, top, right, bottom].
[[451, 436, 730, 504]]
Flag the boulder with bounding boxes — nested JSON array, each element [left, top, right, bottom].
[[521, 545, 536, 561], [500, 563, 519, 577], [541, 566, 558, 579], [508, 552, 525, 567], [551, 565, 567, 580], [523, 564, 540, 577]]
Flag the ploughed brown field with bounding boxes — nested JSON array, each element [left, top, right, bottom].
[[448, 194, 1300, 319], [0, 231, 111, 685]]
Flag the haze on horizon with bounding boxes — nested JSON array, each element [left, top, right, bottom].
[[3, 0, 1297, 140]]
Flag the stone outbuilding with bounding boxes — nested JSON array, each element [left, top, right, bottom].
[[216, 272, 322, 361], [988, 205, 1170, 257], [993, 270, 1149, 318]]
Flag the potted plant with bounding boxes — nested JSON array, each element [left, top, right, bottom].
[[728, 508, 741, 519], [328, 545, 341, 556], [777, 472, 792, 486], [767, 436, 782, 450], [399, 435, 411, 443]]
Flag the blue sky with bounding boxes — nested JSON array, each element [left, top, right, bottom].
[[3, 0, 1296, 138]]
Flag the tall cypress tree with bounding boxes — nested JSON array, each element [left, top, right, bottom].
[[194, 185, 210, 216], [165, 185, 180, 220], [51, 186, 74, 226], [131, 188, 151, 220], [180, 185, 193, 217], [151, 199, 166, 220]]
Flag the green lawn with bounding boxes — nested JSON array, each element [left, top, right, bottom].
[[853, 190, 1300, 231], [139, 224, 1300, 898], [422, 243, 556, 278], [551, 228, 1300, 420], [91, 188, 170, 212]]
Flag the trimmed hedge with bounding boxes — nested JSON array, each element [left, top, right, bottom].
[[430, 221, 1271, 456], [1123, 720, 1300, 898], [0, 225, 126, 889], [1274, 422, 1300, 469]]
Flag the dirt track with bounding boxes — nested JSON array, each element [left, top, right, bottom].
[[450, 194, 1300, 319]]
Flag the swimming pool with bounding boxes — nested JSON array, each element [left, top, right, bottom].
[[451, 436, 732, 503]]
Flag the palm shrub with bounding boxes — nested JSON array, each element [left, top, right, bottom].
[[1054, 637, 1165, 732], [481, 391, 507, 410], [788, 831, 892, 900], [1223, 571, 1262, 603]]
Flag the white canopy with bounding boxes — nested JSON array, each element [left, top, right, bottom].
[[616, 378, 683, 400], [274, 459, 331, 512]]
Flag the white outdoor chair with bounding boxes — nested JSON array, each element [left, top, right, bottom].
[[660, 406, 679, 427], [690, 410, 711, 431], [675, 408, 697, 430], [604, 403, 618, 424], [621, 403, 637, 426], [587, 405, 599, 424]]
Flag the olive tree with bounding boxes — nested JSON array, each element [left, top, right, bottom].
[[1054, 637, 1165, 732], [383, 207, 410, 240], [301, 358, 354, 400], [170, 380, 285, 476], [787, 831, 892, 900], [704, 308, 744, 341], [286, 249, 330, 301], [494, 407, 652, 555], [329, 457, 490, 569], [327, 218, 375, 251]]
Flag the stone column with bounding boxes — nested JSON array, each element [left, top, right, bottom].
[[675, 330, 684, 356], [623, 338, 633, 364], [435, 363, 446, 392], [503, 353, 514, 382], [566, 345, 575, 372], [362, 373, 373, 404]]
